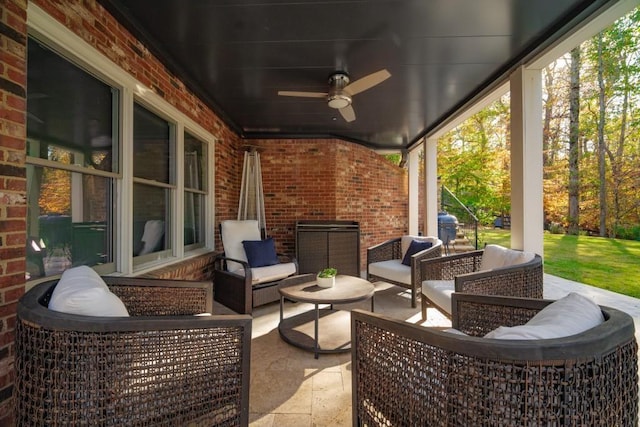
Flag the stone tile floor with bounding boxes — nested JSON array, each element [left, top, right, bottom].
[[214, 275, 640, 427]]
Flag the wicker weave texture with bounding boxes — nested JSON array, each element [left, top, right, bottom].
[[421, 250, 483, 281], [109, 285, 208, 316], [352, 296, 638, 426], [15, 279, 252, 426]]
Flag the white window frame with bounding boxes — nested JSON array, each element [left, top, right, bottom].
[[27, 3, 216, 278]]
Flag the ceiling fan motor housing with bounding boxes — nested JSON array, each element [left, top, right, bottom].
[[327, 73, 352, 109]]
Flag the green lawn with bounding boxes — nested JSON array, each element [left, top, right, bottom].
[[478, 228, 640, 299]]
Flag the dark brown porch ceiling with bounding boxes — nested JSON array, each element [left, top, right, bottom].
[[98, 0, 614, 150]]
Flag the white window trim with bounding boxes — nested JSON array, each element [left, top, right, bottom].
[[27, 3, 217, 276]]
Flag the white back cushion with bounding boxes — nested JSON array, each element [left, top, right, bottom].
[[138, 220, 165, 255], [480, 244, 535, 271], [49, 266, 129, 317], [401, 235, 438, 258], [484, 292, 604, 340], [221, 220, 262, 272]]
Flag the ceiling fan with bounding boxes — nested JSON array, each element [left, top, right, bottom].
[[277, 69, 391, 122]]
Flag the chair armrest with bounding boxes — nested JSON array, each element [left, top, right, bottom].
[[409, 242, 442, 283], [420, 250, 483, 280], [214, 253, 250, 271], [451, 293, 550, 336], [367, 238, 402, 263], [103, 276, 213, 316], [277, 253, 299, 272], [453, 255, 543, 299], [215, 252, 297, 277], [411, 242, 442, 264]]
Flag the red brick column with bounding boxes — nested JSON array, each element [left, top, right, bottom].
[[0, 0, 28, 424]]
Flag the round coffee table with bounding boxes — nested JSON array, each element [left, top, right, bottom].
[[278, 275, 375, 358]]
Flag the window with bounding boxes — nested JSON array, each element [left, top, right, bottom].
[[184, 132, 206, 249], [26, 38, 117, 280], [132, 104, 174, 264], [25, 17, 215, 280]]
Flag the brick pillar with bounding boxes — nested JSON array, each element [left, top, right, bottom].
[[0, 0, 28, 424]]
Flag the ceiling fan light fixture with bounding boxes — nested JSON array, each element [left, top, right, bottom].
[[327, 93, 351, 109]]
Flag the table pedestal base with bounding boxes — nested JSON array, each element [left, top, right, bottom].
[[279, 302, 353, 358]]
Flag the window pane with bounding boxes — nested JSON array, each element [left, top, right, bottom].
[[133, 183, 170, 258], [184, 192, 204, 246], [27, 37, 117, 173], [26, 165, 114, 280], [134, 103, 172, 183], [184, 132, 205, 191]]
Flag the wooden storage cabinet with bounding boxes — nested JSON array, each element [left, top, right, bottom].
[[296, 221, 360, 276]]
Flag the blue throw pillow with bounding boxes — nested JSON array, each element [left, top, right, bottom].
[[401, 240, 433, 266], [242, 237, 280, 268]]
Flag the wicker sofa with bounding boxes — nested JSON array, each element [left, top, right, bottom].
[[367, 235, 443, 308], [420, 244, 543, 318], [352, 293, 638, 426], [15, 276, 252, 427]]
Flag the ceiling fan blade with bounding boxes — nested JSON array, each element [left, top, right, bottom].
[[344, 69, 391, 96], [277, 91, 327, 98], [339, 105, 356, 122]]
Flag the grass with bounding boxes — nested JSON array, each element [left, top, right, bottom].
[[478, 228, 640, 299]]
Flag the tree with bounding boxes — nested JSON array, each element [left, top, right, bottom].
[[568, 47, 581, 235]]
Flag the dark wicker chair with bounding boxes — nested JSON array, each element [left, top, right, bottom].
[[352, 293, 638, 426], [214, 220, 298, 314], [367, 236, 443, 308], [420, 248, 543, 318], [15, 276, 252, 427]]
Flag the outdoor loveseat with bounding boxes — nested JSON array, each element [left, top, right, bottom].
[[352, 294, 638, 427], [420, 244, 543, 318], [367, 235, 443, 308], [352, 293, 638, 426], [15, 271, 252, 426]]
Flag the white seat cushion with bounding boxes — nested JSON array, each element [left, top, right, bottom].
[[232, 262, 297, 284], [49, 266, 129, 317], [369, 260, 411, 285], [421, 280, 455, 314], [484, 292, 604, 340], [221, 220, 262, 272], [480, 244, 535, 271]]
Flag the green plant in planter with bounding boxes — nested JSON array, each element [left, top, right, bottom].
[[318, 267, 337, 278]]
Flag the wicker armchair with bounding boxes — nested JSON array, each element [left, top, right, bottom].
[[420, 246, 543, 318], [352, 293, 638, 426], [367, 235, 443, 308], [15, 276, 252, 427], [214, 220, 298, 314]]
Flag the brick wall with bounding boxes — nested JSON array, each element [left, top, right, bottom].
[[0, 0, 27, 424], [248, 139, 408, 269], [0, 1, 411, 423]]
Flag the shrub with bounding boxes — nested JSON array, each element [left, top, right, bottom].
[[547, 222, 565, 234], [614, 225, 640, 241]]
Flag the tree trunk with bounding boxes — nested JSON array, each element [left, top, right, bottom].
[[542, 65, 554, 171], [609, 66, 629, 238], [596, 33, 608, 237], [568, 47, 580, 235]]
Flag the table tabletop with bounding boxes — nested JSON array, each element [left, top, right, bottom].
[[279, 275, 375, 305]]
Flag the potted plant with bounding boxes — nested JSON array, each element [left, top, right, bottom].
[[317, 267, 337, 288]]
